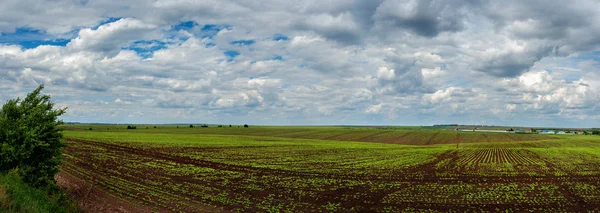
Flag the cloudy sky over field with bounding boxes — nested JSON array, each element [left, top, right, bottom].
[[1, 0, 600, 127]]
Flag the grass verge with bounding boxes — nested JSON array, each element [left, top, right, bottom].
[[0, 172, 78, 213]]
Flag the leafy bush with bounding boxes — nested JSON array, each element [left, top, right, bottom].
[[0, 85, 66, 188], [244, 124, 249, 128]]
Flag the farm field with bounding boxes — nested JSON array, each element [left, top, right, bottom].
[[61, 125, 551, 145], [58, 125, 600, 212]]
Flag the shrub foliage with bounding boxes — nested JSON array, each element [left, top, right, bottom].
[[0, 85, 66, 188]]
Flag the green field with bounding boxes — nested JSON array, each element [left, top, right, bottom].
[[58, 125, 600, 212]]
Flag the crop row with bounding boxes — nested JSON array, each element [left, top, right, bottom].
[[57, 132, 600, 212]]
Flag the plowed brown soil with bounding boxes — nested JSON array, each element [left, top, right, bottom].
[[58, 139, 600, 212]]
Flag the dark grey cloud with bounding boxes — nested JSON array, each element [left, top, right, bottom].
[[372, 0, 472, 37], [0, 0, 599, 126], [469, 0, 600, 77]]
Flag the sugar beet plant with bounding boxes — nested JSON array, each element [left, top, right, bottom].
[[0, 85, 66, 188]]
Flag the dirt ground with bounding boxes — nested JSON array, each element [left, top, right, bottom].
[[56, 172, 165, 213], [58, 139, 600, 212]]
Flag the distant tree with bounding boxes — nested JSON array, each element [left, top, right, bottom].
[[190, 125, 194, 128], [88, 127, 93, 131], [127, 125, 136, 129], [593, 130, 600, 135], [153, 126, 157, 128], [229, 124, 232, 127], [244, 124, 249, 128], [0, 85, 67, 188], [218, 125, 223, 128], [176, 126, 179, 128]]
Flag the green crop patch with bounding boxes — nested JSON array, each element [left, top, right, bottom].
[[57, 125, 600, 212]]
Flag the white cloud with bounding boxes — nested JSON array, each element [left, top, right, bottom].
[[376, 67, 395, 80], [421, 67, 444, 79], [0, 0, 600, 126], [365, 104, 382, 114], [68, 18, 157, 54]]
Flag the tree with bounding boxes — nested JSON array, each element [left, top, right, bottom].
[[0, 85, 66, 188], [190, 125, 194, 128], [244, 124, 249, 128]]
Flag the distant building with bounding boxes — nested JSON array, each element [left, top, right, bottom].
[[576, 131, 584, 135], [539, 130, 555, 134], [516, 129, 532, 133], [557, 131, 566, 135]]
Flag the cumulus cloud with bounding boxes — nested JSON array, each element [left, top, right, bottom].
[[294, 12, 362, 44], [373, 0, 469, 37], [68, 18, 157, 55], [0, 0, 600, 126]]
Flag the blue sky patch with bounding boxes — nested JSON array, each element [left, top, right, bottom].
[[230, 40, 255, 46], [224, 50, 240, 62], [201, 24, 232, 38], [15, 39, 70, 49], [172, 21, 198, 31], [0, 27, 70, 49], [123, 40, 167, 58], [273, 34, 289, 41], [573, 51, 600, 62], [272, 55, 283, 61], [201, 24, 231, 32], [205, 42, 216, 48], [93, 17, 122, 30]]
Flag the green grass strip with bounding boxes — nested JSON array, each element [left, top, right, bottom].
[[0, 172, 77, 213]]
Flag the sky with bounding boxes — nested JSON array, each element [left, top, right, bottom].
[[1, 0, 600, 127]]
